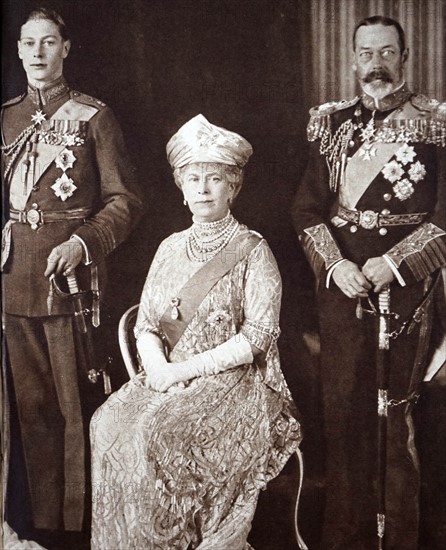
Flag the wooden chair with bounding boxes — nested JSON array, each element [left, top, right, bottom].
[[117, 304, 308, 549], [118, 303, 141, 378]]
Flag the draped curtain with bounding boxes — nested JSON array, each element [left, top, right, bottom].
[[309, 0, 445, 105]]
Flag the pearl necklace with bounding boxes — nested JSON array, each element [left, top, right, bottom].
[[186, 212, 239, 262]]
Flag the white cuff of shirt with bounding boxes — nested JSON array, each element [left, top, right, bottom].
[[383, 254, 406, 287], [326, 259, 347, 288], [70, 235, 92, 265]]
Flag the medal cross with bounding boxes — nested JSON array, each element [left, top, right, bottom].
[[31, 110, 46, 125], [359, 142, 377, 161]]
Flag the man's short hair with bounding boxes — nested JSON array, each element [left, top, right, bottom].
[[21, 7, 69, 41], [353, 15, 406, 53]]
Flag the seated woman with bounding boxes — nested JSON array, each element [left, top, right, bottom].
[[90, 115, 302, 549]]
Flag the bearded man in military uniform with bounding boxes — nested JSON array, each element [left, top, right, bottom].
[[293, 15, 445, 550], [1, 7, 143, 546]]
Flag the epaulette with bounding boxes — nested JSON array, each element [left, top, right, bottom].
[[410, 94, 446, 145], [307, 97, 360, 141], [309, 96, 360, 117], [435, 102, 446, 122], [70, 90, 107, 110], [411, 94, 446, 121], [410, 93, 440, 114], [1, 93, 26, 109]]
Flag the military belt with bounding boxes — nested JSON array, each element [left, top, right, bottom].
[[337, 205, 427, 230], [10, 206, 92, 230]]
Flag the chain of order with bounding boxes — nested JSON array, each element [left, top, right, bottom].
[[2, 124, 37, 181]]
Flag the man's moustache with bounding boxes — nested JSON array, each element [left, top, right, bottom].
[[364, 69, 393, 83]]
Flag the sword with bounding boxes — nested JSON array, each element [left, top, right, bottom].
[[66, 273, 88, 334], [66, 273, 112, 394], [65, 273, 100, 385], [376, 286, 391, 549], [47, 272, 111, 394]]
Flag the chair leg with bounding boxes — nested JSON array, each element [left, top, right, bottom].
[[294, 448, 309, 550]]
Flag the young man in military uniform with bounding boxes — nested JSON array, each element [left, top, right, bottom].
[[292, 15, 445, 550], [1, 7, 143, 546]]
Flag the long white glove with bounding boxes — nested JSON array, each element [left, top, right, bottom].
[[146, 333, 254, 393], [137, 332, 168, 371]]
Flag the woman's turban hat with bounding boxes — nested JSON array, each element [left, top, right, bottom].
[[166, 114, 253, 169]]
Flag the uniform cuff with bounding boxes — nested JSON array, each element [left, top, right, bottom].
[[326, 259, 347, 288], [70, 235, 92, 265], [383, 254, 406, 287]]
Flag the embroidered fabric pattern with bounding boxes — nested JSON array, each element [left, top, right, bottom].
[[405, 238, 446, 281], [304, 223, 343, 269], [241, 319, 281, 353], [27, 76, 69, 106], [386, 223, 446, 267], [91, 227, 300, 549]]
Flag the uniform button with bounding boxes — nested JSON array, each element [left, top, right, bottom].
[[381, 209, 391, 215], [379, 228, 388, 236], [383, 193, 392, 201], [349, 140, 355, 147], [350, 225, 358, 233]]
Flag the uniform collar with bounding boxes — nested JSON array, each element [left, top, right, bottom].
[[361, 83, 412, 112], [27, 75, 70, 107]]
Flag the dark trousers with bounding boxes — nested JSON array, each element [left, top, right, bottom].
[[318, 284, 432, 550], [4, 314, 85, 532]]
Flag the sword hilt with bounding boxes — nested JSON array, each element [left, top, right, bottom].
[[66, 272, 88, 334], [66, 272, 80, 294], [378, 287, 391, 350]]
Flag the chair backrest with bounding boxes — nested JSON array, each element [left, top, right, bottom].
[[118, 304, 141, 378]]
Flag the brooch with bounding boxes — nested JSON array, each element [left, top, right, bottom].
[[206, 309, 232, 326], [170, 298, 180, 320]]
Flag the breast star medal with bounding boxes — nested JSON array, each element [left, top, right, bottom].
[[52, 148, 77, 200], [55, 148, 76, 171], [51, 173, 77, 201]]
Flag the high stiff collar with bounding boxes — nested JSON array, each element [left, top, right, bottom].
[[361, 83, 413, 112], [27, 75, 70, 107]]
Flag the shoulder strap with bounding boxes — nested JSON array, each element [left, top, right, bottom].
[[70, 90, 107, 110], [1, 93, 26, 109], [160, 231, 261, 351]]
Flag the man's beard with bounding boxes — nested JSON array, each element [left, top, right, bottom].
[[363, 68, 393, 84], [360, 67, 398, 99]]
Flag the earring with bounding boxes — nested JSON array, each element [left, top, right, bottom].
[[183, 199, 188, 206]]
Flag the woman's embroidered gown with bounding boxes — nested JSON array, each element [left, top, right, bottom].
[[90, 225, 301, 549]]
